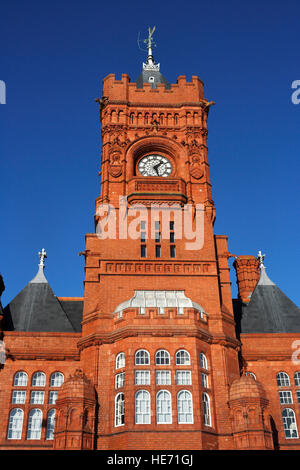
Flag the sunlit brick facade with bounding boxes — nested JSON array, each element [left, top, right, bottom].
[[1, 42, 300, 450]]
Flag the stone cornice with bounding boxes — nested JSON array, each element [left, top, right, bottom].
[[77, 325, 213, 351], [5, 351, 80, 361]]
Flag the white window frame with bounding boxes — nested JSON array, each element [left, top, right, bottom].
[[155, 350, 170, 366], [200, 353, 208, 370], [135, 350, 150, 366], [115, 393, 125, 427], [13, 371, 28, 387], [12, 390, 26, 404], [277, 372, 290, 387], [49, 391, 58, 404], [7, 408, 24, 439], [245, 372, 256, 380], [294, 372, 300, 387], [175, 350, 190, 366], [30, 391, 45, 405], [177, 390, 193, 424], [27, 408, 43, 440], [32, 372, 46, 387], [282, 408, 299, 439], [116, 352, 125, 370], [176, 370, 192, 385], [156, 370, 171, 385], [135, 370, 150, 385], [115, 372, 125, 389], [279, 390, 293, 405], [203, 392, 211, 427], [156, 390, 172, 424], [201, 372, 208, 388], [135, 390, 151, 424], [46, 409, 56, 440], [50, 372, 64, 387]]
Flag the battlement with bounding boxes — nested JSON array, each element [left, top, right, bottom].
[[102, 73, 204, 104]]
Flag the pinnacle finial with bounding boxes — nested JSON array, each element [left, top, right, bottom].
[[257, 250, 266, 268], [141, 26, 160, 71], [38, 248, 47, 268]]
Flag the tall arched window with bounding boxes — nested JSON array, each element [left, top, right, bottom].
[[156, 390, 172, 424], [32, 372, 46, 387], [27, 408, 43, 439], [135, 350, 150, 365], [294, 372, 300, 387], [13, 371, 28, 387], [7, 408, 24, 439], [202, 393, 211, 426], [116, 352, 125, 370], [276, 372, 290, 387], [282, 408, 298, 439], [200, 353, 207, 370], [175, 350, 190, 365], [50, 372, 64, 387], [46, 409, 56, 440], [177, 390, 193, 423], [135, 390, 151, 424], [115, 393, 125, 427], [155, 350, 170, 366]]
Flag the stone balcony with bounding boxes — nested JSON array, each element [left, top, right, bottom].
[[127, 177, 187, 205]]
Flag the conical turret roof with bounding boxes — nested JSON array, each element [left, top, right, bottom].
[[3, 250, 77, 332], [240, 260, 300, 334]]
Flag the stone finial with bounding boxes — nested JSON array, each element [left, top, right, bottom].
[[38, 248, 47, 267], [257, 250, 266, 269]]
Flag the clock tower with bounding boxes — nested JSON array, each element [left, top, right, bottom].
[[58, 28, 273, 450]]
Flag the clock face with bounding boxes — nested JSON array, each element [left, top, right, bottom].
[[138, 154, 173, 177]]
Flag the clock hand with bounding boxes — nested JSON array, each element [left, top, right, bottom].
[[153, 163, 161, 175]]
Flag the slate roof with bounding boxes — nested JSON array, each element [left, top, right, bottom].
[[3, 266, 83, 333], [136, 69, 171, 90], [236, 266, 300, 334]]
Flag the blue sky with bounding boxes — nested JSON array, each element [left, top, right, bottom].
[[1, 0, 299, 307]]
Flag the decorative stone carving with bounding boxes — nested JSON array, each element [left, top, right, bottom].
[[189, 155, 204, 179], [108, 151, 122, 178]]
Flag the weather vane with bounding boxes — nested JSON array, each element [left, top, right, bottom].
[[137, 26, 160, 71]]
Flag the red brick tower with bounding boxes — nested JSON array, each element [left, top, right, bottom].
[[76, 27, 262, 450]]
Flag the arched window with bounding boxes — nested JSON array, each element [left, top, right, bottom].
[[245, 372, 256, 380], [135, 350, 150, 366], [202, 393, 211, 426], [27, 408, 43, 439], [46, 409, 56, 440], [32, 372, 46, 387], [155, 350, 170, 366], [135, 390, 151, 424], [50, 372, 64, 387], [177, 390, 193, 424], [294, 372, 300, 387], [200, 353, 207, 370], [282, 408, 298, 439], [116, 352, 125, 370], [156, 390, 172, 424], [115, 393, 125, 427], [7, 408, 24, 439], [175, 350, 190, 365], [277, 372, 290, 387], [13, 371, 28, 387]]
